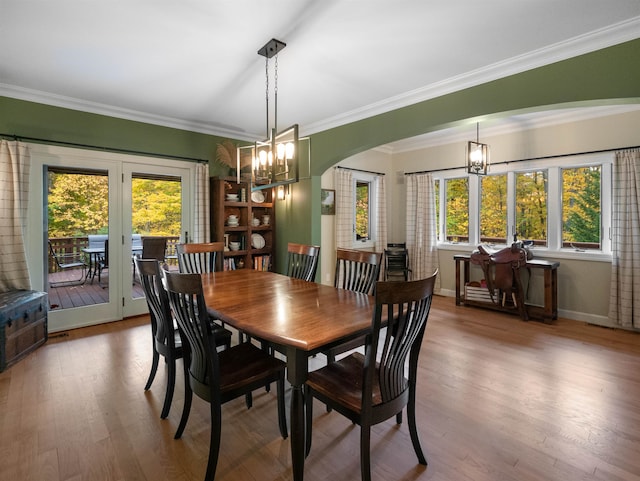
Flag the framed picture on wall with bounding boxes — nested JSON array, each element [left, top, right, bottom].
[[321, 189, 335, 215]]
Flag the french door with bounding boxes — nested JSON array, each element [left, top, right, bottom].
[[26, 143, 194, 332]]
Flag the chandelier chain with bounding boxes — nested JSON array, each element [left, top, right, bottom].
[[264, 56, 270, 138]]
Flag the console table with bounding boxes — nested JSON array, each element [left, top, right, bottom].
[[454, 254, 559, 323]]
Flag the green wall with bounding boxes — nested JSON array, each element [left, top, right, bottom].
[[3, 38, 640, 263]]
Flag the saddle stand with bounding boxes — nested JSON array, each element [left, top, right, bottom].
[[470, 243, 531, 321]]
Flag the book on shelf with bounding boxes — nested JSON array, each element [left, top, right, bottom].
[[253, 254, 271, 271]]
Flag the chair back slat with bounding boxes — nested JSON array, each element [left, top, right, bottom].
[[334, 248, 382, 295], [177, 242, 224, 274], [286, 243, 321, 282]]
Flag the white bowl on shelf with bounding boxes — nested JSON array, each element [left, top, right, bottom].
[[226, 194, 239, 201], [229, 242, 241, 251]]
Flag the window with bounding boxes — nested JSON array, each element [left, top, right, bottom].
[[445, 177, 468, 243], [351, 172, 378, 248], [355, 180, 370, 241], [515, 170, 548, 246], [433, 152, 611, 257], [480, 174, 507, 243], [562, 166, 601, 250]]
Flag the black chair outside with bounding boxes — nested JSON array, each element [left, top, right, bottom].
[[142, 236, 167, 261], [286, 242, 321, 282], [385, 243, 411, 281], [305, 270, 438, 481], [325, 248, 383, 364], [133, 236, 168, 283], [135, 257, 183, 419], [164, 270, 288, 481], [48, 241, 87, 287], [97, 239, 109, 287]]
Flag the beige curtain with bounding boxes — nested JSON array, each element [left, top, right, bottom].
[[608, 148, 640, 328], [193, 163, 210, 243], [334, 168, 353, 248], [405, 173, 440, 287], [0, 140, 32, 291], [375, 175, 388, 278]]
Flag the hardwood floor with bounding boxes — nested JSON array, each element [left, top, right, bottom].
[[1, 296, 639, 481]]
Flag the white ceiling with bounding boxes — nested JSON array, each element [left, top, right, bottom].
[[2, 1, 640, 148]]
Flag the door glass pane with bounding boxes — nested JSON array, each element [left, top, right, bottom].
[[445, 177, 468, 243], [131, 174, 182, 298], [562, 166, 601, 250], [480, 174, 507, 244], [47, 169, 109, 309], [515, 170, 548, 246]]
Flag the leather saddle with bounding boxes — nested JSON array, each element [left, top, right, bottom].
[[470, 242, 532, 320]]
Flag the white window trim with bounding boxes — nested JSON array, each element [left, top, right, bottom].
[[434, 152, 613, 262], [351, 171, 377, 249]]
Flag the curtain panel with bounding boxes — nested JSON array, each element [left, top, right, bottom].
[[0, 140, 32, 291], [609, 148, 640, 329], [334, 168, 353, 249], [405, 173, 440, 288], [193, 163, 210, 243]]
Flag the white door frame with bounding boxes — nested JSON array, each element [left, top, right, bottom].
[[26, 143, 195, 332]]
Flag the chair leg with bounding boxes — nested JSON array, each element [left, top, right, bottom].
[[360, 425, 372, 481], [396, 411, 402, 424], [160, 358, 176, 419], [304, 387, 313, 457], [276, 374, 288, 439], [204, 402, 222, 481], [174, 363, 192, 439], [144, 350, 159, 391], [407, 389, 427, 465], [245, 393, 253, 409]]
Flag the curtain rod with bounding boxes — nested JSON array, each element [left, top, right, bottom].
[[335, 166, 385, 175], [405, 144, 640, 175], [0, 132, 209, 164]]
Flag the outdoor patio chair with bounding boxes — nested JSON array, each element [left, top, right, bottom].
[[48, 241, 87, 287]]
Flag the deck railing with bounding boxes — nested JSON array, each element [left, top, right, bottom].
[[48, 236, 181, 273]]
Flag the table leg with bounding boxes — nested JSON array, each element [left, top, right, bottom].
[[286, 347, 309, 481]]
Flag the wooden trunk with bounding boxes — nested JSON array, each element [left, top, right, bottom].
[[0, 290, 48, 372]]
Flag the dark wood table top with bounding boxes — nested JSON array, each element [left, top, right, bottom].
[[201, 269, 374, 351]]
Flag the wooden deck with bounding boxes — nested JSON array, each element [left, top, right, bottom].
[[47, 266, 180, 309]]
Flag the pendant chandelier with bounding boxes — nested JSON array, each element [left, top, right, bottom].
[[247, 38, 299, 191], [466, 122, 489, 175]]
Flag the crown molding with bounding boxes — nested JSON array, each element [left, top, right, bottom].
[[2, 16, 639, 142], [378, 104, 640, 154], [304, 16, 640, 136], [0, 83, 259, 142]]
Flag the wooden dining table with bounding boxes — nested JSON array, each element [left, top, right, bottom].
[[200, 269, 375, 481]]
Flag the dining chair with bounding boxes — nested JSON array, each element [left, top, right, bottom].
[[136, 258, 232, 419], [176, 242, 224, 274], [324, 248, 383, 364], [384, 244, 411, 281], [305, 270, 438, 481], [286, 242, 321, 282], [164, 270, 288, 481], [135, 257, 183, 419], [48, 240, 87, 287]]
